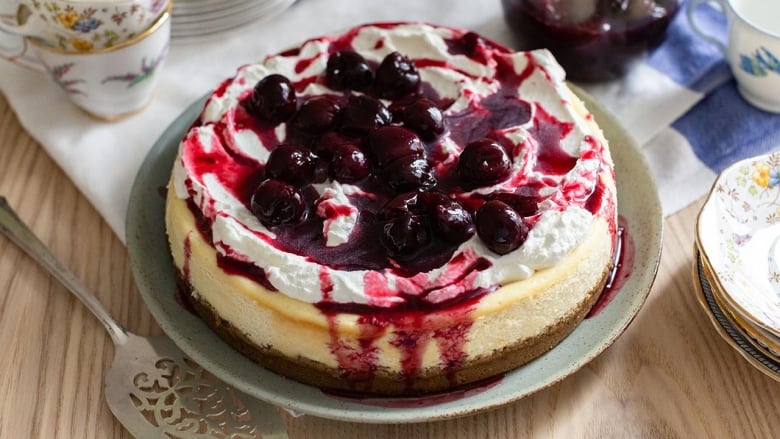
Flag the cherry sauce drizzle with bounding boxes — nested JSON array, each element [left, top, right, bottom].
[[588, 216, 634, 318]]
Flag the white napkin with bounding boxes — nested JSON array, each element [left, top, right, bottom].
[[0, 0, 729, 242]]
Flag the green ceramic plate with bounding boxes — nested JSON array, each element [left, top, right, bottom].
[[126, 86, 663, 423]]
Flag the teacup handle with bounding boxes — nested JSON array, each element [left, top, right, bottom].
[[0, 5, 46, 39], [0, 31, 45, 72], [687, 0, 728, 55]]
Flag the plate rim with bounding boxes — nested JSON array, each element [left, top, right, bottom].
[[696, 249, 780, 359], [125, 85, 663, 423], [691, 248, 780, 381], [171, 0, 295, 40], [696, 248, 780, 354]]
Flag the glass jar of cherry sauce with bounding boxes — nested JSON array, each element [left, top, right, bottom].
[[501, 0, 682, 82]]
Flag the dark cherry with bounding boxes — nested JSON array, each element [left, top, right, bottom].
[[368, 126, 425, 168], [379, 192, 422, 220], [290, 96, 341, 136], [381, 211, 430, 257], [452, 32, 482, 57], [265, 144, 318, 186], [488, 191, 539, 217], [381, 156, 437, 192], [373, 51, 420, 100], [393, 97, 445, 141], [431, 198, 475, 243], [339, 95, 392, 137], [326, 50, 374, 91], [313, 157, 330, 184], [418, 190, 449, 206], [245, 74, 297, 125], [315, 132, 360, 156], [457, 138, 512, 189], [476, 200, 528, 255], [250, 179, 306, 226], [328, 143, 370, 183]]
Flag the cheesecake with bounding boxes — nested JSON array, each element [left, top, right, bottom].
[[165, 22, 618, 395]]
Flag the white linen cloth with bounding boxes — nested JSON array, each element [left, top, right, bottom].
[[0, 0, 763, 242]]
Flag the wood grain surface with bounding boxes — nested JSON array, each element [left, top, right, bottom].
[[2, 93, 780, 438]]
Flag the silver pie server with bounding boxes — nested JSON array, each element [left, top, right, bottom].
[[0, 196, 289, 439]]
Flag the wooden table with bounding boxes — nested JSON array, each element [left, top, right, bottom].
[[1, 93, 779, 438]]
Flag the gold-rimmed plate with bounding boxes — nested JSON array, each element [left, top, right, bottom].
[[696, 245, 780, 359], [692, 248, 780, 382]]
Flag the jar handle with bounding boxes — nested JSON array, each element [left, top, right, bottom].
[[687, 0, 728, 55]]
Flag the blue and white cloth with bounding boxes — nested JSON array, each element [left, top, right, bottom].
[[0, 0, 778, 240]]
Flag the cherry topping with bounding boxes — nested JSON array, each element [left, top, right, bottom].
[[373, 51, 420, 100], [379, 192, 422, 220], [457, 138, 512, 189], [326, 50, 373, 91], [449, 32, 483, 58], [430, 198, 475, 243], [393, 97, 445, 141], [290, 96, 341, 136], [265, 144, 318, 186], [250, 179, 306, 226], [328, 143, 370, 183], [368, 126, 425, 168], [475, 200, 528, 255], [381, 156, 437, 192], [313, 158, 330, 184], [245, 74, 297, 125], [488, 192, 539, 217], [340, 95, 392, 137], [381, 212, 430, 257], [315, 132, 360, 155], [418, 190, 450, 210]]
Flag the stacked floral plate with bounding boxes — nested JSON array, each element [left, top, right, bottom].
[[171, 0, 296, 42], [695, 152, 780, 381]]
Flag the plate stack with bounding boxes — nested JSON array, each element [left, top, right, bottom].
[[695, 151, 780, 381], [171, 0, 296, 42]]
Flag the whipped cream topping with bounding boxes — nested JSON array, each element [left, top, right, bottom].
[[172, 23, 615, 307], [313, 182, 360, 247]]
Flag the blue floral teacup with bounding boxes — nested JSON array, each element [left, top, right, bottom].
[[689, 0, 780, 113]]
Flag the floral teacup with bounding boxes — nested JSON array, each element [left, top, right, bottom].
[[29, 3, 170, 120], [688, 0, 780, 112], [0, 0, 168, 52]]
